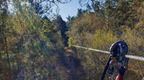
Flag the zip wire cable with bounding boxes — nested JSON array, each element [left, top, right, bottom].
[[72, 45, 144, 62]]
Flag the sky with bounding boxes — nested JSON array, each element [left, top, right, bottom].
[[58, 0, 104, 21], [7, 0, 87, 21], [58, 0, 85, 21], [39, 0, 85, 21]]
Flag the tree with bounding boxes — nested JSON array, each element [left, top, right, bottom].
[[0, 0, 12, 79], [54, 15, 69, 46], [104, 0, 137, 31], [29, 0, 71, 18]]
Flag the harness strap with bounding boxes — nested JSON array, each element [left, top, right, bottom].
[[100, 56, 112, 80]]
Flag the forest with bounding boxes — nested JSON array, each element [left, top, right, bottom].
[[0, 0, 144, 80]]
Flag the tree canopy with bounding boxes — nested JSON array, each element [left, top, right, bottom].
[[0, 0, 144, 80]]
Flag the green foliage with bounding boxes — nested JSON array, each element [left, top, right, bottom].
[[68, 0, 144, 79], [0, 0, 144, 80], [92, 30, 117, 50], [0, 0, 68, 80]]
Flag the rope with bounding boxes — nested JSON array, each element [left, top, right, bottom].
[[72, 45, 144, 62], [125, 55, 144, 62], [73, 45, 110, 54]]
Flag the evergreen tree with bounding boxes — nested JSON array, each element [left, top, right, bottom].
[[54, 16, 69, 46]]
